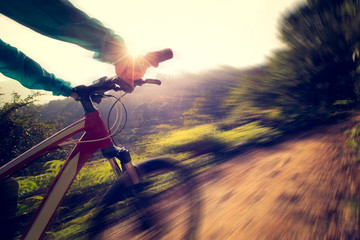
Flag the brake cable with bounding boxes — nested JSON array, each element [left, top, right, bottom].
[[58, 93, 128, 146], [106, 93, 128, 145], [59, 80, 159, 146]]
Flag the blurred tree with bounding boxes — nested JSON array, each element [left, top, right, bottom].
[[307, 0, 345, 10], [0, 93, 67, 176], [224, 66, 278, 110], [283, 1, 357, 94], [232, 0, 360, 124]]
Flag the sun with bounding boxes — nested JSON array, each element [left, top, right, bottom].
[[126, 43, 146, 59]]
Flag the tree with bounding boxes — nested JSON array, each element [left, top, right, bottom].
[[230, 0, 360, 125], [0, 93, 65, 176], [288, 1, 358, 99]]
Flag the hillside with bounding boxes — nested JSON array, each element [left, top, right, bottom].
[[0, 80, 63, 105]]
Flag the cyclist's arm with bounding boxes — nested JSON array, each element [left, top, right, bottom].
[[0, 0, 127, 65], [0, 39, 73, 96]]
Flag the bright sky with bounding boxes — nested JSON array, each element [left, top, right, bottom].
[[0, 0, 304, 100]]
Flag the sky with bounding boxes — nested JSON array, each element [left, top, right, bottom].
[[0, 0, 304, 102]]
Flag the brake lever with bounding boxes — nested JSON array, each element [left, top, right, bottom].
[[117, 78, 135, 93]]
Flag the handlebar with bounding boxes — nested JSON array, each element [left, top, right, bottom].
[[74, 48, 172, 102], [145, 48, 173, 67], [73, 77, 161, 102]]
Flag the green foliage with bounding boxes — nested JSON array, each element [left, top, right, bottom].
[[217, 122, 276, 147], [45, 212, 92, 240], [144, 122, 278, 157], [183, 96, 212, 126], [155, 124, 178, 131], [0, 92, 69, 176], [12, 101, 282, 240], [0, 92, 40, 165], [280, 1, 358, 103], [16, 160, 65, 216], [44, 160, 64, 175], [224, 67, 278, 110], [72, 159, 115, 188], [17, 178, 38, 196], [346, 123, 360, 162], [153, 124, 218, 152], [224, 0, 360, 129]]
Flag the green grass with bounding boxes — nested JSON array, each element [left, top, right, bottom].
[[144, 121, 279, 156], [345, 123, 360, 163], [15, 120, 281, 239]]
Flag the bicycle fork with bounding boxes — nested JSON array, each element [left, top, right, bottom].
[[102, 145, 139, 184]]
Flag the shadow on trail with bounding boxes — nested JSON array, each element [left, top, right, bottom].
[[88, 158, 203, 240]]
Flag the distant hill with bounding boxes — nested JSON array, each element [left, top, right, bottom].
[[0, 80, 64, 105]]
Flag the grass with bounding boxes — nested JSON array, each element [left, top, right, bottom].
[[145, 121, 280, 156], [345, 123, 360, 163], [20, 114, 360, 239], [15, 120, 281, 239]]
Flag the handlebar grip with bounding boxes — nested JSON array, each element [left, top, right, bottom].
[[145, 48, 173, 67], [144, 79, 161, 85]]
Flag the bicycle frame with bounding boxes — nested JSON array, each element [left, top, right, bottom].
[[0, 109, 114, 240]]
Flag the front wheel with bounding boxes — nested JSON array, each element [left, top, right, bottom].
[[89, 157, 202, 240]]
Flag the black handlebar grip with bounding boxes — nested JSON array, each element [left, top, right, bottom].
[[144, 79, 161, 85], [145, 48, 173, 67]]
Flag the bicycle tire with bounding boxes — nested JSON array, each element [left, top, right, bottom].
[[88, 157, 202, 240]]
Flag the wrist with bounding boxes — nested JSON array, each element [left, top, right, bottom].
[[94, 34, 128, 64]]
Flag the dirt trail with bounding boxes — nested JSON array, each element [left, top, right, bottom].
[[197, 116, 360, 239], [102, 116, 360, 240]]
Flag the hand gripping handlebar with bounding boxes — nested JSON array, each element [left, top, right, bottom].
[[74, 48, 172, 100]]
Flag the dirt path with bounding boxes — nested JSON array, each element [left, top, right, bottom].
[[101, 116, 360, 240], [196, 117, 360, 239]]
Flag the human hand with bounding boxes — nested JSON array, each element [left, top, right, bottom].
[[114, 49, 173, 86], [115, 55, 151, 87]]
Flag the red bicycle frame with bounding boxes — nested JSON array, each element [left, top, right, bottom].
[[0, 49, 174, 239], [0, 110, 114, 240]]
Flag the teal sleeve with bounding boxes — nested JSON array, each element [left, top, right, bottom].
[[0, 39, 73, 96], [0, 0, 126, 64], [0, 0, 127, 96]]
